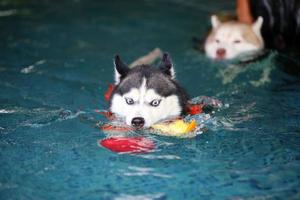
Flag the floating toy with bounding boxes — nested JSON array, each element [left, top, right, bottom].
[[151, 119, 196, 136], [96, 110, 115, 121], [100, 137, 155, 153], [187, 104, 204, 115], [100, 124, 133, 132], [104, 84, 114, 102]]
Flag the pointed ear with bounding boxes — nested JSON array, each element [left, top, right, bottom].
[[114, 55, 129, 84], [252, 16, 263, 35], [211, 15, 220, 29], [159, 52, 175, 79]]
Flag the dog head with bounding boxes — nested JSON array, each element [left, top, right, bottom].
[[205, 15, 264, 60], [109, 53, 188, 128]]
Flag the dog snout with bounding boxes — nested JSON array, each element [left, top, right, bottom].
[[131, 117, 145, 128], [216, 48, 226, 59]]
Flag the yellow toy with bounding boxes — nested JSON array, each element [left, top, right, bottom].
[[151, 119, 196, 136]]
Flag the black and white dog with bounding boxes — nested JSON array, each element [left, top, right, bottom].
[[109, 53, 189, 128]]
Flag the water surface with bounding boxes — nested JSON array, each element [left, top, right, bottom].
[[0, 0, 300, 199]]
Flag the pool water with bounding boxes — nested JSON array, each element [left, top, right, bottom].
[[1, 0, 300, 199]]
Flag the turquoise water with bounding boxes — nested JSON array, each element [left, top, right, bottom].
[[1, 0, 300, 199]]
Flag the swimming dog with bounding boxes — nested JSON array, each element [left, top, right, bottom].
[[109, 53, 189, 128], [205, 15, 264, 60]]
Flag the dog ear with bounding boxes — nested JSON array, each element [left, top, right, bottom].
[[159, 52, 175, 79], [211, 15, 220, 29], [114, 55, 129, 84], [252, 16, 263, 35]]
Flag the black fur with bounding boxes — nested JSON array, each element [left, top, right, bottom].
[[110, 54, 189, 114], [114, 55, 130, 79], [250, 0, 300, 51], [158, 53, 174, 77]]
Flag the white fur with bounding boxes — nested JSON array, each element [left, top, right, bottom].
[[114, 68, 121, 84], [114, 60, 122, 84], [252, 17, 263, 38], [205, 16, 264, 60], [170, 66, 176, 79], [211, 15, 220, 29], [110, 78, 181, 127]]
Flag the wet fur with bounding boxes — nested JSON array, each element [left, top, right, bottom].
[[109, 54, 189, 127], [205, 16, 264, 60]]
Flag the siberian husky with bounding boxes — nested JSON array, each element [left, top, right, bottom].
[[205, 15, 264, 60], [109, 53, 189, 128]]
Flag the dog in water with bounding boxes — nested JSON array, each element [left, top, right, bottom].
[[204, 15, 264, 60], [109, 53, 189, 128]]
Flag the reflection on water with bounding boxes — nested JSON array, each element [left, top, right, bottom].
[[0, 0, 299, 199]]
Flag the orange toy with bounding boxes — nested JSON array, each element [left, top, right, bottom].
[[151, 119, 197, 136]]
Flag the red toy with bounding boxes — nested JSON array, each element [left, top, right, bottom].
[[100, 137, 155, 153], [100, 124, 133, 132], [104, 84, 115, 102], [187, 104, 204, 115]]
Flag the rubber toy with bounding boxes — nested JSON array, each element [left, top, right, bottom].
[[151, 119, 196, 136], [97, 110, 115, 121], [100, 124, 133, 132], [104, 84, 114, 102], [100, 137, 155, 153], [187, 104, 203, 115]]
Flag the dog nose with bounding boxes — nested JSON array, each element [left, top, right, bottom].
[[216, 48, 226, 58], [131, 117, 145, 128]]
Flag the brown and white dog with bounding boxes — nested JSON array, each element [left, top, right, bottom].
[[204, 15, 264, 60]]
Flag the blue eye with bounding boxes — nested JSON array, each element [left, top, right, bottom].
[[150, 99, 161, 107], [125, 97, 134, 105]]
